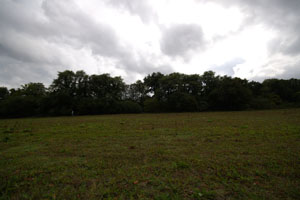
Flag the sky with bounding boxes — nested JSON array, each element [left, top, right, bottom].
[[1, 0, 300, 88]]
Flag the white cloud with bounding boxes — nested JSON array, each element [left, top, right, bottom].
[[0, 0, 299, 88]]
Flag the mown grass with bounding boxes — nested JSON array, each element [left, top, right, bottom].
[[0, 109, 300, 199]]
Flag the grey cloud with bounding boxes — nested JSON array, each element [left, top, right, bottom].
[[105, 0, 156, 23], [268, 36, 300, 56], [1, 0, 300, 88], [282, 36, 300, 56], [0, 30, 68, 66], [253, 64, 300, 82], [41, 0, 124, 58], [0, 0, 121, 63], [0, 0, 173, 88], [249, 0, 300, 56], [118, 53, 173, 75], [0, 1, 45, 35], [198, 0, 300, 79], [160, 24, 205, 57], [277, 63, 300, 80], [0, 55, 56, 88], [212, 58, 245, 76], [206, 0, 300, 55]]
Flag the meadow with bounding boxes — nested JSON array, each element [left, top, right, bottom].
[[0, 109, 300, 199]]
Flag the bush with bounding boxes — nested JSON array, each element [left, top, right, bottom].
[[167, 92, 199, 112], [250, 97, 276, 109], [143, 97, 164, 113], [0, 96, 38, 118], [75, 98, 98, 115], [119, 101, 142, 113], [198, 100, 209, 111]]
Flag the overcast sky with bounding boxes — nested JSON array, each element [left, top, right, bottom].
[[1, 0, 300, 88]]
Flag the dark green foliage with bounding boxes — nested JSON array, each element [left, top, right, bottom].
[[167, 92, 199, 112], [1, 69, 300, 118], [118, 101, 143, 113], [294, 91, 300, 103], [0, 96, 38, 117], [89, 74, 125, 100], [209, 77, 252, 110], [41, 92, 74, 116], [75, 97, 99, 115], [201, 71, 220, 97], [143, 97, 164, 113], [198, 100, 209, 111], [144, 72, 164, 95], [125, 80, 147, 104], [0, 83, 46, 117], [50, 70, 76, 95], [21, 83, 46, 97], [0, 87, 9, 100], [250, 96, 276, 109]]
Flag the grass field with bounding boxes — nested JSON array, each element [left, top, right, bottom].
[[0, 109, 300, 199]]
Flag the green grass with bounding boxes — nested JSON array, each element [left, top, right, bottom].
[[1, 109, 300, 199]]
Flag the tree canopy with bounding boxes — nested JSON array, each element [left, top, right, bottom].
[[0, 70, 299, 118]]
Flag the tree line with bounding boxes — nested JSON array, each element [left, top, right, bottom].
[[0, 70, 300, 118]]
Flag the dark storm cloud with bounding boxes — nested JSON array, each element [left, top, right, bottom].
[[160, 24, 205, 57]]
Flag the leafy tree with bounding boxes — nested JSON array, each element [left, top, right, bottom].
[[167, 92, 199, 112], [144, 72, 164, 96], [118, 101, 142, 113], [1, 69, 300, 118], [0, 96, 38, 117], [158, 73, 185, 100], [0, 87, 9, 100], [21, 83, 46, 97], [89, 74, 125, 100], [143, 97, 164, 113], [183, 74, 203, 98], [201, 71, 220, 97], [294, 91, 300, 104], [48, 70, 77, 114], [248, 81, 263, 96], [209, 77, 252, 110], [126, 80, 147, 104], [50, 70, 76, 96], [263, 79, 291, 102], [74, 70, 89, 97]]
